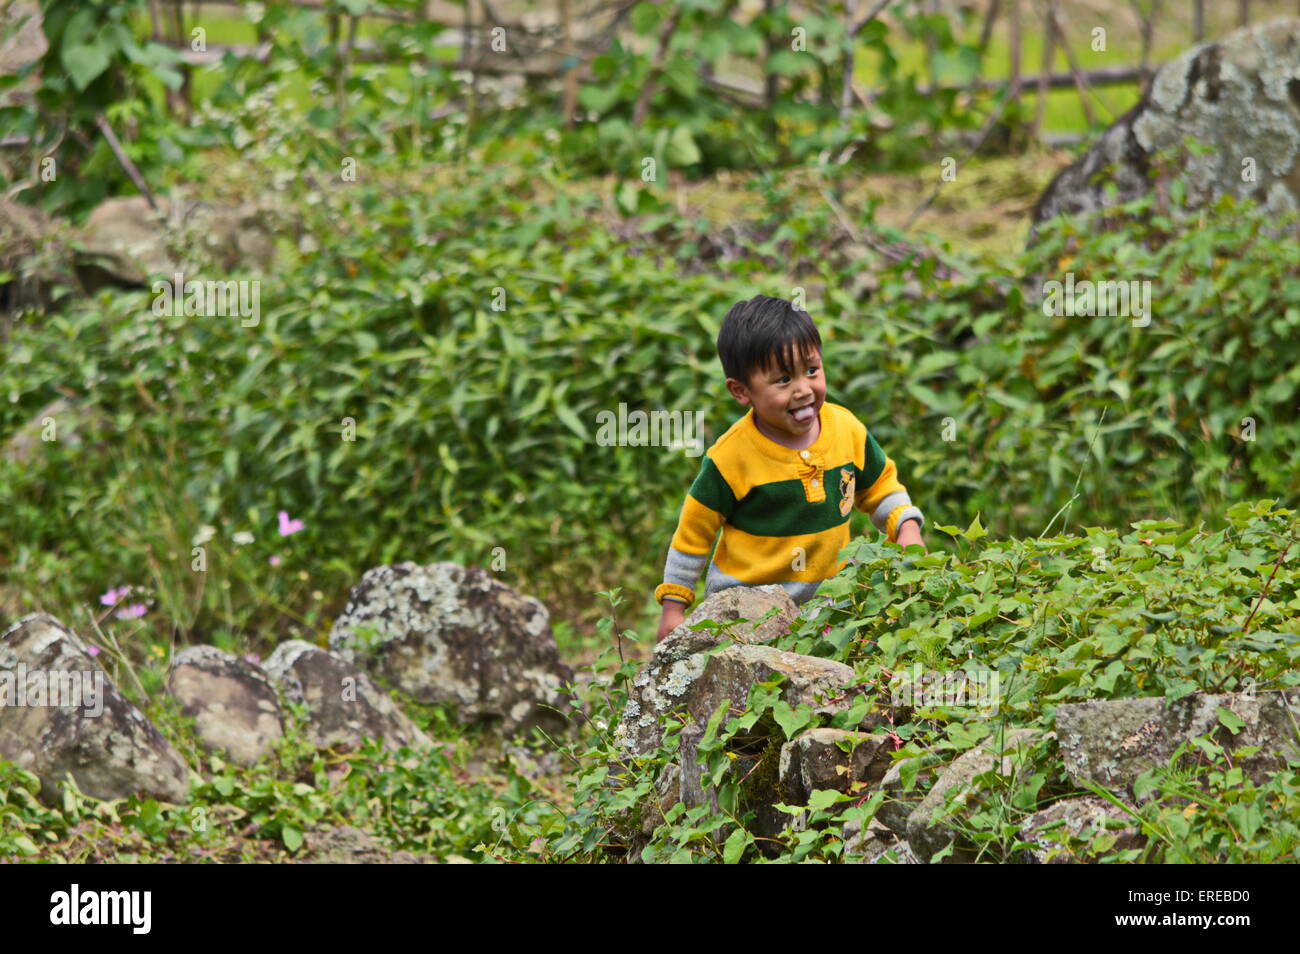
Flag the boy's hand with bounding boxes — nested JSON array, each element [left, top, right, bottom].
[[656, 600, 687, 643], [896, 518, 926, 554]]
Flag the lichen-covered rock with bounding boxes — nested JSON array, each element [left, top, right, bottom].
[[328, 562, 573, 736], [165, 646, 283, 766], [76, 195, 275, 288], [666, 585, 800, 646], [1031, 18, 1300, 239], [876, 756, 934, 837], [905, 727, 1043, 863], [0, 613, 190, 803], [302, 825, 425, 864], [844, 817, 920, 864], [1056, 688, 1300, 797], [1017, 795, 1145, 863], [614, 585, 839, 756], [264, 640, 432, 753], [779, 727, 890, 804]]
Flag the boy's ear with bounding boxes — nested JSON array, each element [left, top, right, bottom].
[[725, 377, 751, 405]]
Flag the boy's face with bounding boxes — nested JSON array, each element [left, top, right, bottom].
[[726, 346, 826, 445]]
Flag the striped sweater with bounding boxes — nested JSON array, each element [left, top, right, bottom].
[[655, 401, 924, 608]]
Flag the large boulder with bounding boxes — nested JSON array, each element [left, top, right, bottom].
[[165, 646, 284, 766], [0, 2, 44, 94], [1056, 688, 1300, 797], [613, 592, 861, 849], [1031, 18, 1300, 239], [778, 727, 891, 804], [1016, 795, 1144, 864], [328, 562, 574, 736], [0, 613, 191, 803], [264, 640, 433, 753], [613, 584, 806, 756], [75, 195, 275, 289], [905, 727, 1043, 863], [0, 197, 72, 316]]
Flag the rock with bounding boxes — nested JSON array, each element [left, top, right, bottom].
[[0, 197, 72, 316], [616, 642, 857, 756], [844, 817, 920, 864], [263, 640, 433, 753], [302, 825, 424, 864], [905, 727, 1043, 863], [1017, 795, 1145, 863], [1031, 18, 1300, 240], [2, 397, 109, 466], [876, 756, 935, 837], [327, 562, 573, 737], [1056, 688, 1300, 797], [778, 727, 890, 804], [165, 646, 284, 766], [615, 585, 843, 757], [0, 2, 44, 95], [75, 195, 275, 289], [667, 584, 801, 646], [0, 613, 190, 803]]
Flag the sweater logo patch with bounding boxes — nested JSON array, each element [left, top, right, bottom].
[[838, 470, 855, 517]]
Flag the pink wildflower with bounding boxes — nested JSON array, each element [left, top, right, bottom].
[[115, 603, 148, 620], [269, 555, 282, 566], [86, 645, 101, 657], [99, 585, 130, 606], [278, 510, 304, 536]]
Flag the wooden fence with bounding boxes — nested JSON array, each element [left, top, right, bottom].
[[147, 0, 1300, 140]]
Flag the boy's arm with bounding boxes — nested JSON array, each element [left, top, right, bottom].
[[655, 456, 734, 611], [855, 430, 924, 543]]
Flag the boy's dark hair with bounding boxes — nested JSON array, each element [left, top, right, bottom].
[[717, 295, 822, 386]]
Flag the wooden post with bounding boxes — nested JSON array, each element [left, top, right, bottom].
[[923, 0, 937, 92], [336, 13, 357, 139], [977, 0, 1000, 54], [1008, 0, 1021, 98], [764, 0, 778, 143], [1049, 0, 1094, 127], [1193, 0, 1204, 42], [1137, 1, 1158, 83], [171, 0, 191, 118], [840, 0, 858, 126], [1033, 0, 1054, 143], [1238, 0, 1250, 28], [560, 0, 576, 127]]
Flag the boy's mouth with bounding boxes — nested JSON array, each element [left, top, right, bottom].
[[789, 403, 817, 425]]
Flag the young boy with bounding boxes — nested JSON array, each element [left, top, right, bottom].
[[655, 295, 926, 642]]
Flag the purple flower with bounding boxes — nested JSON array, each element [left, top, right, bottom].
[[86, 645, 101, 657], [278, 510, 304, 536], [115, 603, 148, 620], [99, 585, 130, 606], [269, 555, 282, 566], [243, 653, 261, 665]]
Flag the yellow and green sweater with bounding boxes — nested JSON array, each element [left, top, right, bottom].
[[655, 401, 924, 608]]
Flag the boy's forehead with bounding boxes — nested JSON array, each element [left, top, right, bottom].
[[759, 345, 822, 374]]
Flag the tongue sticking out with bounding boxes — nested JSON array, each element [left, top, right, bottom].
[[790, 405, 815, 424]]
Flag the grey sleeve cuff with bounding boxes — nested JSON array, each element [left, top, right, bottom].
[[664, 546, 708, 589], [894, 507, 924, 534], [870, 491, 913, 534]]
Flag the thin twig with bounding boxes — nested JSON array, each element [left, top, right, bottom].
[[94, 114, 160, 214]]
